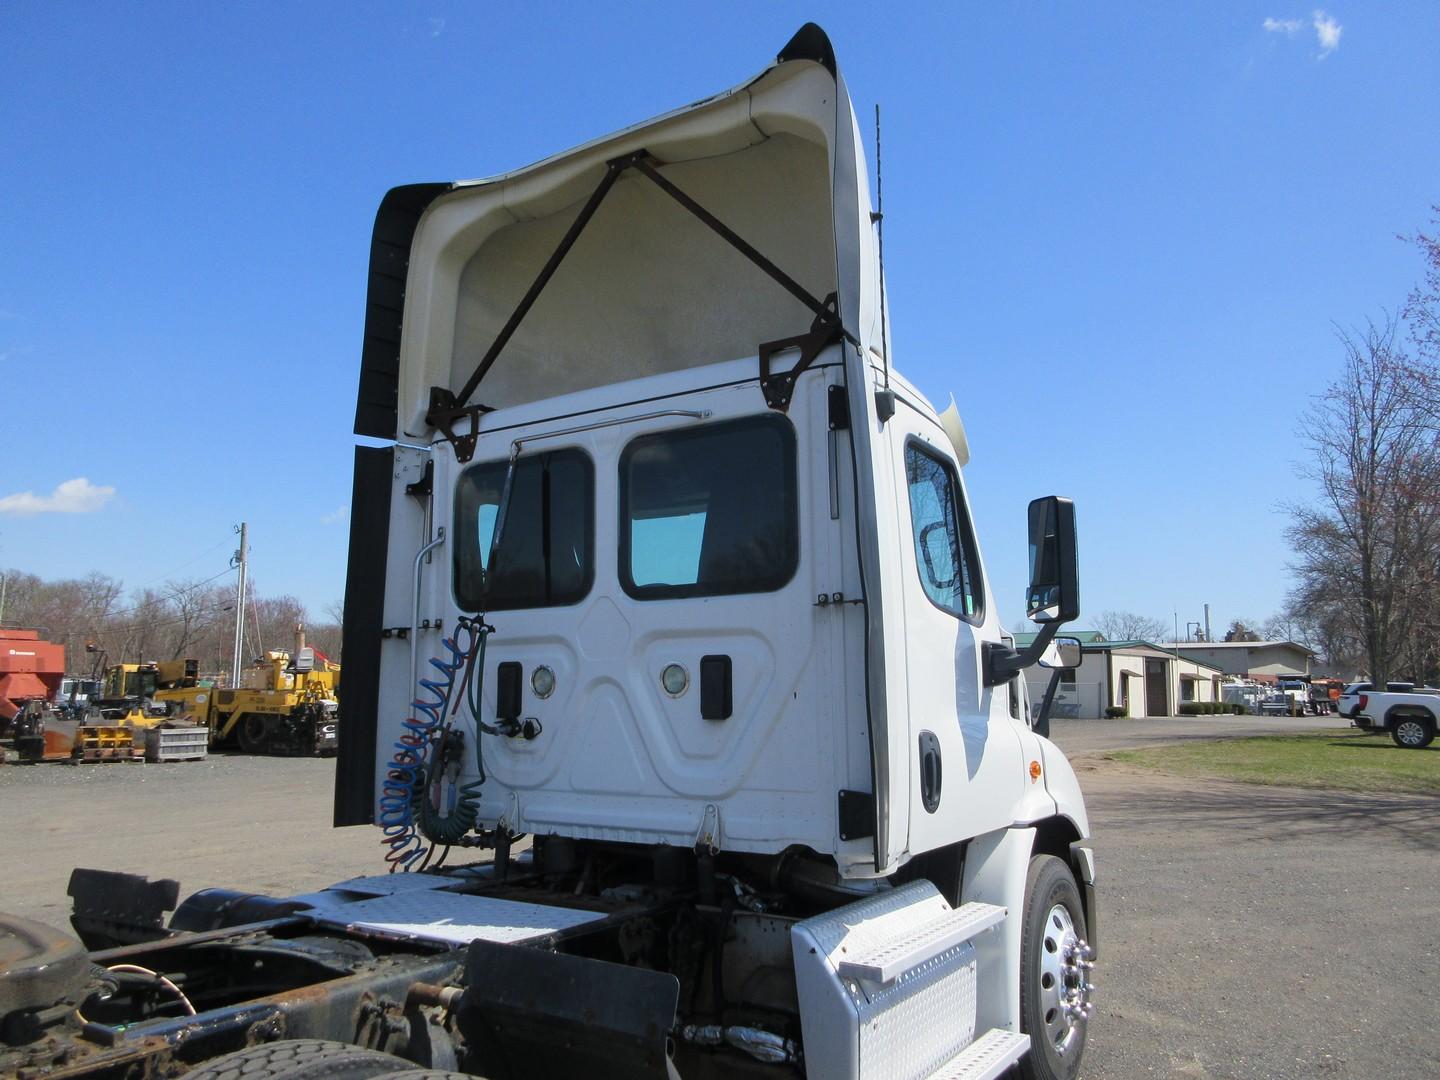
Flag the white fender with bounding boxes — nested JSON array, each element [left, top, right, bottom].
[[1039, 736, 1091, 838]]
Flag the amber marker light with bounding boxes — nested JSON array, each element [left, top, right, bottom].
[[1029, 760, 1042, 781]]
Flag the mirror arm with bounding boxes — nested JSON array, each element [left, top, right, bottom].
[[1034, 668, 1063, 738], [983, 621, 1060, 688]]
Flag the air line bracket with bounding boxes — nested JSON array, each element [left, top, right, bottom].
[[759, 294, 844, 412]]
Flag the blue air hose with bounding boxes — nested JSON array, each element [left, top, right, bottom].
[[415, 625, 492, 848], [379, 620, 489, 871]]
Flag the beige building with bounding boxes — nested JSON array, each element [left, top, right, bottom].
[[1158, 640, 1315, 680], [1019, 635, 1227, 719]]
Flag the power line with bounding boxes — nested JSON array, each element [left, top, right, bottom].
[[89, 600, 238, 638], [98, 566, 236, 621], [137, 534, 237, 588]]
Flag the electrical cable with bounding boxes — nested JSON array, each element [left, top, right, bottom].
[[105, 963, 196, 1016], [137, 535, 236, 588]]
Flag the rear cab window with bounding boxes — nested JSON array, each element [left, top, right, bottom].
[[453, 448, 594, 611], [621, 415, 798, 599]]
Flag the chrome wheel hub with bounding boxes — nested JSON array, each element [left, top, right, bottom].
[[1396, 719, 1425, 746], [1037, 903, 1096, 1056]]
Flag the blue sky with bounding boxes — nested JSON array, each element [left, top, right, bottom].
[[2, 3, 1437, 635]]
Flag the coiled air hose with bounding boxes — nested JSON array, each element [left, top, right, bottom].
[[379, 617, 493, 871], [382, 450, 522, 871]]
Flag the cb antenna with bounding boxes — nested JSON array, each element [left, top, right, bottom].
[[873, 103, 891, 393]]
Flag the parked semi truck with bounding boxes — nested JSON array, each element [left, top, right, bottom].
[[0, 26, 1096, 1080]]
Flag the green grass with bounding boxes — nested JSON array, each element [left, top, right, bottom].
[[1107, 730, 1440, 795]]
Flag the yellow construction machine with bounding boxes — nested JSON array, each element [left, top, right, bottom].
[[155, 628, 339, 756], [91, 662, 173, 731]]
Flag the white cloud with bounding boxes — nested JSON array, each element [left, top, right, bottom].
[[0, 477, 116, 516], [320, 505, 350, 525], [1313, 10, 1342, 57], [428, 17, 445, 38], [1263, 16, 1303, 34]]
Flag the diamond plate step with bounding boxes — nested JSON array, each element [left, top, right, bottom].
[[836, 901, 1006, 984], [926, 1028, 1031, 1080]]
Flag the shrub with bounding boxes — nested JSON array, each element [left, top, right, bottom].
[[1104, 706, 1128, 718], [1178, 703, 1202, 716]]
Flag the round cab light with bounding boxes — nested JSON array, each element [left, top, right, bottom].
[[661, 663, 689, 697], [531, 665, 556, 699]]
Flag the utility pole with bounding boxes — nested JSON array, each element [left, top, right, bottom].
[[231, 522, 248, 688]]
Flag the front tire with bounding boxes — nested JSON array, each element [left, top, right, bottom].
[[1018, 855, 1093, 1080], [1390, 714, 1436, 749]]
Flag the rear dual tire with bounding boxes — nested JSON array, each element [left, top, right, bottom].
[[183, 1040, 478, 1080]]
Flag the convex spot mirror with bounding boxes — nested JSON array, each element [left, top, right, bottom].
[[919, 522, 957, 588], [1026, 496, 1079, 624], [1038, 637, 1082, 670]]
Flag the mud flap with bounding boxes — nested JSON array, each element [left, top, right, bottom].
[[457, 940, 680, 1080]]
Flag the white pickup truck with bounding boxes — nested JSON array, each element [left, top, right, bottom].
[[1353, 688, 1439, 748]]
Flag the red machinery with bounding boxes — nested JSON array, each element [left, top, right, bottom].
[[0, 628, 65, 760], [0, 628, 64, 718]]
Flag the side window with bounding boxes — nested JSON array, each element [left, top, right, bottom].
[[904, 441, 983, 622], [621, 415, 798, 599], [453, 449, 593, 611]]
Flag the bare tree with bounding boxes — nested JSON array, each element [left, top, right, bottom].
[[250, 594, 309, 660], [1223, 619, 1261, 642], [3, 567, 347, 680], [1286, 316, 1440, 685], [308, 621, 344, 664], [1402, 206, 1440, 365], [1095, 610, 1169, 642]]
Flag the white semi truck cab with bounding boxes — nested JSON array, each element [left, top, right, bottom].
[[1, 25, 1095, 1080]]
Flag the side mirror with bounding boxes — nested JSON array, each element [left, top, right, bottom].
[[984, 496, 1081, 688], [1026, 496, 1079, 624], [1038, 636, 1082, 670]]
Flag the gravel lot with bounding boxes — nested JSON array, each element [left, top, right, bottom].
[[1, 719, 1435, 1079]]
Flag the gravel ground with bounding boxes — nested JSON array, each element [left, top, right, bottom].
[[1, 721, 1435, 1079], [0, 753, 378, 931], [1058, 739, 1440, 1079]]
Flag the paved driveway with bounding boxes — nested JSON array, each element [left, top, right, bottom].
[[1074, 759, 1438, 1079]]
